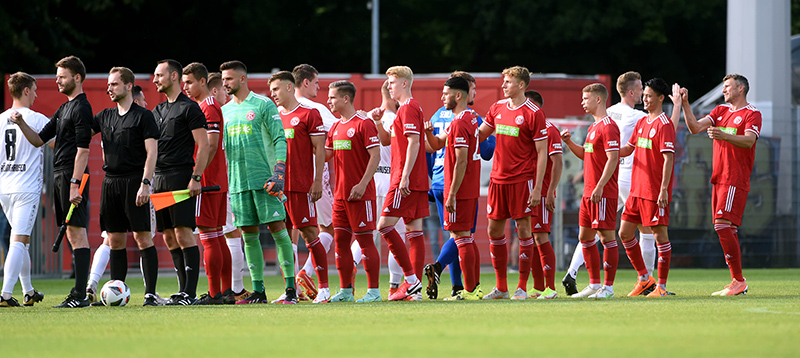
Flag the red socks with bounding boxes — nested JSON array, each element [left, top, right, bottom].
[[538, 241, 556, 290], [354, 232, 379, 289], [581, 240, 601, 285], [380, 227, 415, 276], [602, 240, 619, 286], [306, 237, 329, 288], [406, 231, 425, 280], [715, 223, 744, 281], [200, 230, 229, 296], [623, 237, 649, 276], [656, 242, 672, 285], [334, 227, 354, 288], [455, 236, 477, 292], [517, 237, 534, 290], [489, 236, 508, 292], [531, 245, 545, 292]]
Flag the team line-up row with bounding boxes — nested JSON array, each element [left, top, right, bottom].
[[0, 56, 758, 307]]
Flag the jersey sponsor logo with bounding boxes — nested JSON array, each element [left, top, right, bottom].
[[496, 124, 520, 137], [369, 136, 379, 143], [347, 128, 355, 138], [246, 111, 256, 120], [540, 128, 547, 135], [0, 163, 27, 172], [720, 127, 737, 136], [284, 128, 295, 139], [665, 141, 674, 149], [333, 140, 352, 150], [649, 128, 656, 138], [404, 123, 417, 130], [455, 137, 467, 144], [228, 124, 253, 136], [734, 116, 742, 125], [636, 137, 652, 149], [290, 117, 300, 126], [316, 125, 325, 131], [607, 140, 618, 148], [514, 115, 524, 125], [584, 143, 594, 153], [553, 143, 562, 149], [439, 111, 452, 119], [752, 125, 759, 132]]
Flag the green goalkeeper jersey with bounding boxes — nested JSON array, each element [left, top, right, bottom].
[[222, 91, 287, 194]]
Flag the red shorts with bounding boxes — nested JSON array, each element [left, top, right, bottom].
[[443, 198, 478, 232], [333, 199, 376, 231], [712, 184, 748, 227], [531, 197, 552, 233], [381, 189, 429, 222], [621, 197, 669, 227], [487, 180, 538, 221], [195, 192, 227, 228], [578, 197, 617, 230], [285, 191, 318, 229]]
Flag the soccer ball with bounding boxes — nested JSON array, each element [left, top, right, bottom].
[[100, 280, 131, 306]]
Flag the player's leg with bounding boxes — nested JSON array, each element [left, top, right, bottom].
[[330, 199, 355, 302], [484, 182, 510, 299], [231, 191, 268, 304], [533, 232, 557, 299], [1, 193, 43, 306], [1, 235, 26, 306], [86, 233, 111, 301], [646, 225, 674, 297], [531, 244, 545, 293], [573, 196, 603, 298], [619, 197, 655, 296], [378, 189, 420, 298], [711, 184, 748, 296], [223, 192, 248, 300], [514, 234, 533, 299]]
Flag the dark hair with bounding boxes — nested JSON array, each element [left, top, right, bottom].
[[268, 71, 295, 85], [292, 64, 318, 87], [220, 60, 247, 74], [329, 80, 356, 102], [110, 67, 135, 85], [8, 72, 37, 99], [182, 62, 209, 82], [132, 85, 143, 96], [56, 56, 86, 82], [723, 73, 749, 95], [157, 59, 183, 77], [644, 78, 669, 97], [207, 73, 222, 88], [450, 70, 475, 84], [524, 90, 544, 106], [444, 76, 470, 93]]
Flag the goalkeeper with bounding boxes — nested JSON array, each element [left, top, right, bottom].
[[219, 60, 297, 304]]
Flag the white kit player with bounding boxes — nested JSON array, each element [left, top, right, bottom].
[[1, 72, 48, 307]]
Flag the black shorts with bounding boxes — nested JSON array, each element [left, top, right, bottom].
[[54, 170, 89, 228], [154, 169, 196, 231], [100, 174, 152, 233]]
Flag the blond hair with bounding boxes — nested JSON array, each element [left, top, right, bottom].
[[501, 66, 530, 87], [582, 83, 608, 103], [385, 66, 414, 85], [616, 71, 641, 96]]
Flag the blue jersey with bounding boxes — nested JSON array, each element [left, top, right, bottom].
[[428, 106, 495, 190]]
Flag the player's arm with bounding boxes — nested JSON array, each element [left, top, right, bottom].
[[560, 128, 585, 160], [708, 129, 757, 149], [528, 138, 548, 208], [9, 112, 46, 147], [310, 135, 326, 202], [423, 120, 447, 152], [668, 83, 682, 131], [477, 122, 495, 142], [445, 146, 468, 213], [591, 149, 619, 203], [189, 127, 210, 196], [399, 133, 420, 197], [70, 107, 93, 205], [545, 153, 563, 212], [657, 152, 674, 209], [371, 110, 392, 146], [619, 143, 635, 157], [137, 138, 158, 206], [205, 131, 220, 168], [350, 145, 380, 201], [680, 88, 713, 134]]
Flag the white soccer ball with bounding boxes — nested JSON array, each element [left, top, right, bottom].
[[100, 280, 131, 306]]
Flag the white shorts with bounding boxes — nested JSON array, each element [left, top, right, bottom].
[[222, 191, 237, 234], [618, 177, 631, 213], [315, 163, 333, 227], [0, 192, 39, 236]]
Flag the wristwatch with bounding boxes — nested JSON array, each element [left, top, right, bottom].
[[142, 178, 151, 186], [191, 175, 202, 182], [69, 178, 81, 185]]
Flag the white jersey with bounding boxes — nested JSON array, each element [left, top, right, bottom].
[[372, 110, 395, 196], [297, 96, 336, 196], [607, 102, 646, 181], [1, 108, 49, 194]]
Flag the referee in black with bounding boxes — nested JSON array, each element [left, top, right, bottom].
[[12, 56, 93, 308], [152, 59, 210, 305], [91, 67, 161, 306]]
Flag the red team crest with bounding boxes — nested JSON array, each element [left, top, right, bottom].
[[246, 111, 255, 120], [290, 117, 300, 126]]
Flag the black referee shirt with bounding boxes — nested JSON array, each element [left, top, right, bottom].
[[92, 103, 160, 177], [38, 93, 93, 172], [152, 92, 206, 172]]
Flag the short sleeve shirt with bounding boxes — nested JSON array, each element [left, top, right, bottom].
[[390, 98, 428, 191], [91, 104, 160, 176], [152, 92, 207, 172], [542, 120, 563, 195], [444, 110, 480, 200], [280, 104, 325, 193], [627, 113, 676, 201], [484, 98, 547, 184], [607, 102, 647, 178], [1, 108, 49, 194], [326, 112, 380, 202], [197, 96, 228, 191], [704, 104, 762, 191], [583, 117, 620, 199], [38, 93, 93, 172]]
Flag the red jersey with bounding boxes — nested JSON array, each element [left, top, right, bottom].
[[703, 104, 762, 191], [582, 117, 619, 199], [280, 103, 325, 193], [197, 96, 228, 192], [484, 98, 548, 184], [325, 112, 380, 202], [542, 120, 563, 195], [390, 98, 428, 191], [444, 110, 480, 200], [627, 113, 676, 202]]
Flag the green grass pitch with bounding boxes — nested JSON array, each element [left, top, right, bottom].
[[2, 268, 798, 357]]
